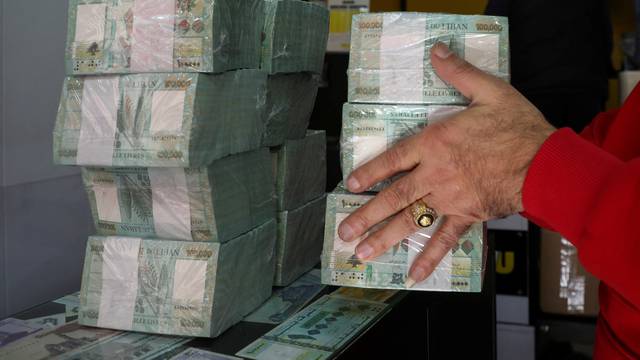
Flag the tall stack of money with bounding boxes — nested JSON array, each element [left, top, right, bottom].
[[322, 13, 510, 292], [52, 0, 292, 338]]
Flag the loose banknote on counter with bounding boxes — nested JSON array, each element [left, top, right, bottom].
[[78, 220, 277, 337], [82, 149, 274, 242], [0, 318, 43, 349], [171, 348, 241, 360], [53, 70, 267, 167], [322, 190, 486, 292], [66, 0, 263, 74]]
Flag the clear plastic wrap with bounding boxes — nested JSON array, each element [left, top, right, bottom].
[[272, 130, 327, 211], [264, 73, 320, 147], [82, 149, 275, 242], [274, 196, 327, 286], [347, 13, 509, 104], [53, 70, 268, 167], [321, 189, 487, 292], [65, 0, 264, 74], [261, 0, 330, 74], [340, 103, 465, 191], [78, 219, 277, 338]]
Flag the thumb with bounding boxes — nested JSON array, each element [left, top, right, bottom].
[[430, 42, 506, 103]]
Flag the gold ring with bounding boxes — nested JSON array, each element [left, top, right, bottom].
[[410, 200, 437, 228]]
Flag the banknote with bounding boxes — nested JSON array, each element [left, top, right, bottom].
[[261, 0, 329, 74], [0, 321, 119, 360], [341, 103, 464, 191], [331, 287, 398, 303], [63, 332, 190, 360], [0, 318, 43, 348], [53, 70, 267, 167], [25, 314, 66, 329], [170, 348, 241, 360], [79, 220, 277, 337], [82, 149, 275, 242], [237, 295, 387, 360], [54, 292, 80, 318], [66, 0, 263, 74], [321, 191, 486, 292], [274, 196, 326, 286], [245, 269, 325, 324]]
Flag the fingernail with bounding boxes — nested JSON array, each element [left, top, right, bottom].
[[338, 223, 355, 241], [432, 42, 453, 59], [356, 244, 373, 260], [347, 176, 361, 192], [404, 277, 416, 289]]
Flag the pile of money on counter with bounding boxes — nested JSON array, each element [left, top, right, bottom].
[[321, 13, 510, 292], [52, 0, 329, 338]]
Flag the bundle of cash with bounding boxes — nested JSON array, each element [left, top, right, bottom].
[[82, 149, 275, 242], [261, 0, 329, 74], [65, 0, 263, 74], [78, 219, 277, 337], [264, 73, 320, 147], [321, 190, 486, 292], [341, 103, 464, 191], [53, 70, 268, 167], [272, 130, 327, 211], [274, 196, 326, 286], [347, 13, 509, 104]]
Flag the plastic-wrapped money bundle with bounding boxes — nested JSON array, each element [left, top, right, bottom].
[[264, 73, 320, 147], [272, 130, 327, 211], [341, 103, 465, 191], [348, 13, 509, 104], [321, 189, 486, 292], [66, 0, 263, 74], [261, 0, 330, 74], [78, 219, 277, 337], [82, 149, 274, 242], [53, 70, 267, 167], [274, 196, 326, 286]]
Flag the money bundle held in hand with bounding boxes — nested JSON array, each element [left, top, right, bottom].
[[66, 0, 264, 74], [78, 220, 277, 337]]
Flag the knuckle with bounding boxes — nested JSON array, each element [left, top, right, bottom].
[[436, 229, 460, 248], [451, 59, 477, 79], [383, 146, 405, 171], [380, 187, 403, 211], [348, 212, 370, 234]]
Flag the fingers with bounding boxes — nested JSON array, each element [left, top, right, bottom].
[[406, 215, 473, 287], [346, 134, 421, 193], [354, 204, 420, 261], [430, 42, 508, 103], [338, 171, 427, 242]]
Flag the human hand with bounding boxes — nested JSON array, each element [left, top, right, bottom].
[[338, 42, 556, 286]]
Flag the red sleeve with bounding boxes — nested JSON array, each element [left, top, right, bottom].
[[579, 109, 618, 146]]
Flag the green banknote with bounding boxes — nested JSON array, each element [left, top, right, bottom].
[[66, 0, 263, 74], [261, 0, 329, 74], [63, 332, 190, 360], [78, 219, 277, 337], [264, 74, 320, 147], [341, 103, 464, 191], [237, 295, 387, 360], [274, 196, 326, 286], [272, 130, 327, 211], [321, 190, 486, 292], [53, 70, 267, 167], [82, 149, 275, 242]]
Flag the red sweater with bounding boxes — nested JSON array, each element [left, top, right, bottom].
[[523, 84, 640, 359]]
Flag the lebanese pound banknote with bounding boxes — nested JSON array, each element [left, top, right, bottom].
[[66, 0, 263, 74], [322, 191, 486, 292], [0, 318, 43, 349], [261, 0, 329, 74], [64, 332, 190, 360], [348, 13, 509, 104], [171, 348, 241, 360], [82, 149, 275, 242], [237, 295, 387, 360], [24, 314, 66, 329], [341, 103, 465, 191], [53, 70, 267, 167], [79, 220, 277, 338]]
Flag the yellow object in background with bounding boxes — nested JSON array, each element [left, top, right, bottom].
[[406, 0, 487, 14]]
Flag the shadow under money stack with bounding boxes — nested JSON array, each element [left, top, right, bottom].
[[321, 13, 511, 292], [53, 0, 282, 338], [260, 0, 330, 287]]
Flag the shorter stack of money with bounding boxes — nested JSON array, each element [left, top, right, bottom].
[[347, 13, 509, 104], [322, 189, 486, 292], [82, 149, 275, 242], [53, 70, 268, 167], [261, 0, 330, 74], [78, 219, 277, 337], [66, 0, 264, 74]]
